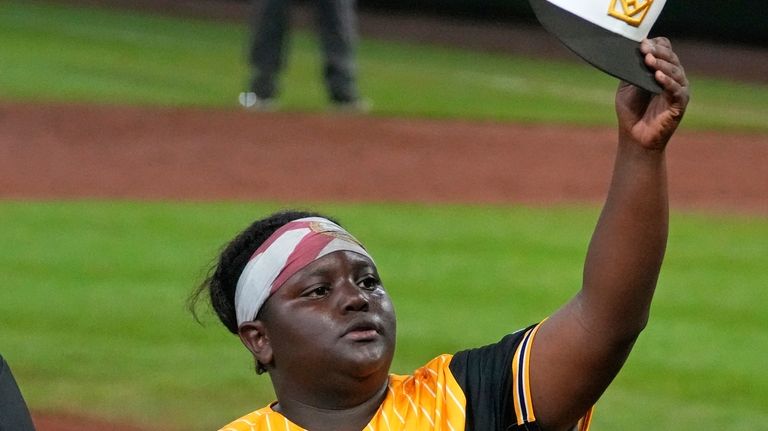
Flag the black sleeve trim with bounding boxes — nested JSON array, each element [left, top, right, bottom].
[[448, 325, 535, 431]]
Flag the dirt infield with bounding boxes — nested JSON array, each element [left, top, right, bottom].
[[2, 102, 766, 215], [30, 413, 150, 431]]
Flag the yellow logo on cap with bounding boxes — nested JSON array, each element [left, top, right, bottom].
[[608, 0, 655, 27]]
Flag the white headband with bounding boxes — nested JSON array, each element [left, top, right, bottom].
[[234, 217, 373, 326]]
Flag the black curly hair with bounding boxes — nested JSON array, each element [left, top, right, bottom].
[[188, 209, 338, 334]]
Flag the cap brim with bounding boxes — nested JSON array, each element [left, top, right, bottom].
[[529, 0, 662, 93]]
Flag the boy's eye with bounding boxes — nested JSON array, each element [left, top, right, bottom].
[[305, 286, 330, 297], [358, 276, 380, 290]]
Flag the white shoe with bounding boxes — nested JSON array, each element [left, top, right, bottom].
[[331, 98, 372, 114], [239, 92, 275, 111]]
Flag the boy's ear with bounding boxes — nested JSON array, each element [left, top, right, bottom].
[[238, 321, 273, 368]]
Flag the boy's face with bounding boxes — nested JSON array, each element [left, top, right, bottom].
[[257, 250, 396, 385]]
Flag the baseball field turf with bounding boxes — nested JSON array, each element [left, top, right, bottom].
[[1, 1, 767, 430], [2, 1, 768, 131], [2, 202, 767, 429]]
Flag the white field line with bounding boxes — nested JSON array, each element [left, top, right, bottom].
[[457, 71, 615, 106], [459, 71, 768, 129]]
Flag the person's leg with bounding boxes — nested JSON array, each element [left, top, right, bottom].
[[0, 356, 36, 431], [247, 0, 291, 100], [315, 0, 361, 104]]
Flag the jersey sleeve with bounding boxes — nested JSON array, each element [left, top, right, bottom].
[[448, 323, 594, 431], [448, 324, 535, 431]]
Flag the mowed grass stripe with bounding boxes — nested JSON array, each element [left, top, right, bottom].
[[2, 1, 768, 131], [0, 201, 766, 430]]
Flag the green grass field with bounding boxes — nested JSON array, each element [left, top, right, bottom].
[[1, 202, 767, 430], [2, 1, 768, 430], [2, 1, 768, 131]]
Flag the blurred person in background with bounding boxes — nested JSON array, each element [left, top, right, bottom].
[[239, 0, 369, 112], [0, 355, 36, 430]]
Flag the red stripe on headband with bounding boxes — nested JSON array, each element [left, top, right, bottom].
[[251, 220, 314, 259], [269, 230, 335, 294]]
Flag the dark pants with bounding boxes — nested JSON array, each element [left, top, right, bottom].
[[0, 356, 36, 431], [248, 0, 360, 103]]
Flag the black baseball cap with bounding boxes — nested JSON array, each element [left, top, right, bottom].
[[529, 0, 667, 93]]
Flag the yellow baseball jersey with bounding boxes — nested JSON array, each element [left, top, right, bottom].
[[220, 324, 593, 431]]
